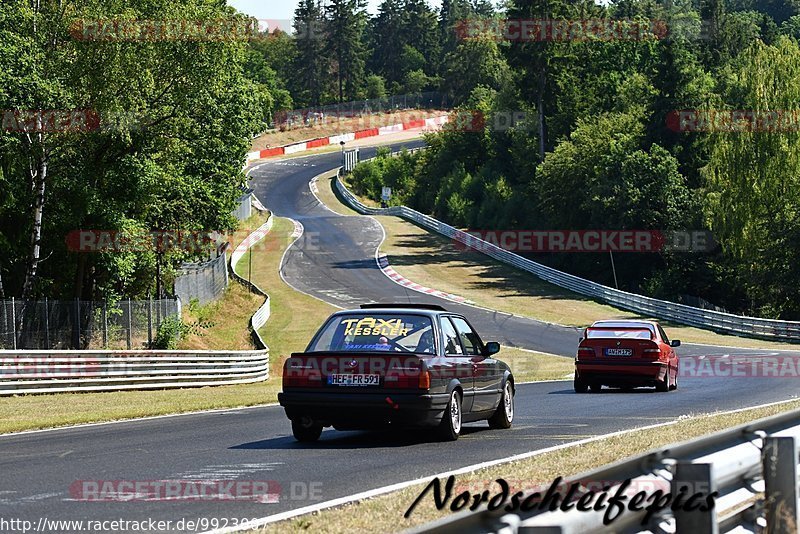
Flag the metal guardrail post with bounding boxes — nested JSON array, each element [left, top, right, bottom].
[[11, 297, 16, 350], [147, 298, 153, 347], [762, 436, 799, 533], [73, 298, 80, 349], [126, 299, 133, 350], [672, 462, 718, 534], [102, 301, 108, 349], [44, 297, 50, 349]]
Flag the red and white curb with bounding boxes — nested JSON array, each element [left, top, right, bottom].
[[290, 220, 304, 239], [377, 254, 473, 305], [245, 114, 450, 166]]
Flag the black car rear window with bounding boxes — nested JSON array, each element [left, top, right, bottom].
[[307, 314, 435, 353]]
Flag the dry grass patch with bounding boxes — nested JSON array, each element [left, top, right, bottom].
[[179, 283, 263, 351], [258, 399, 800, 534], [501, 347, 573, 382]]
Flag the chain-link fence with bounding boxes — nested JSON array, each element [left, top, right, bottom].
[[174, 252, 229, 307], [0, 298, 180, 350], [233, 190, 254, 221], [274, 91, 452, 128]]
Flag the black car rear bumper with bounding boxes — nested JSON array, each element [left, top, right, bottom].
[[278, 390, 450, 428]]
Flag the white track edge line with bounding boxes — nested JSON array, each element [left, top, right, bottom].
[[202, 397, 800, 534], [0, 403, 279, 438]]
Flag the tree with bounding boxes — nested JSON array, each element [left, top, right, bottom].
[[402, 0, 441, 76], [504, 0, 576, 158], [292, 0, 327, 106], [325, 0, 369, 102], [442, 35, 511, 104], [703, 37, 800, 316], [0, 0, 269, 300], [535, 111, 696, 289], [369, 0, 406, 86], [365, 74, 387, 98]]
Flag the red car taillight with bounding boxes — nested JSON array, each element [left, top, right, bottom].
[[385, 363, 430, 389], [577, 347, 595, 360], [283, 360, 322, 388], [642, 348, 662, 359]]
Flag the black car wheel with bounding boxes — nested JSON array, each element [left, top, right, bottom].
[[437, 390, 462, 441], [656, 367, 670, 392], [489, 381, 514, 429], [574, 377, 589, 393], [292, 417, 323, 442]]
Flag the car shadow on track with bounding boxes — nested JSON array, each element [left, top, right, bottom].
[[230, 426, 489, 450], [549, 388, 664, 395]]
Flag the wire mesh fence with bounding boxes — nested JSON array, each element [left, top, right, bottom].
[[174, 252, 229, 307], [0, 298, 180, 350], [274, 91, 453, 128]]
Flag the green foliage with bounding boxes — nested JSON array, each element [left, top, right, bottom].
[[151, 315, 214, 350], [365, 74, 387, 99], [442, 36, 512, 104], [0, 0, 269, 300], [702, 37, 800, 317]]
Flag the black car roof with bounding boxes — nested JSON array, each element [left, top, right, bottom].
[[333, 304, 451, 318], [359, 303, 447, 312]]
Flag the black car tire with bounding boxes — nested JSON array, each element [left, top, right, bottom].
[[671, 370, 679, 391], [292, 417, 323, 442], [590, 383, 603, 393], [656, 368, 670, 392], [574, 377, 589, 393], [437, 390, 462, 441], [488, 381, 514, 429]]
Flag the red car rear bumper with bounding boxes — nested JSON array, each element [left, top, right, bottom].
[[576, 360, 669, 386]]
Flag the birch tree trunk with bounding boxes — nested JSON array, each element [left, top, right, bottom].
[[21, 141, 47, 299]]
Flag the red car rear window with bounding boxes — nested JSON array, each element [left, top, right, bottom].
[[586, 328, 653, 340]]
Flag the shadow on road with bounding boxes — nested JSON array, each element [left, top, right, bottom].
[[549, 388, 663, 395], [230, 425, 489, 450]]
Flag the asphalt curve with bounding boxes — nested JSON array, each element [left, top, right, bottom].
[[1, 142, 798, 533]]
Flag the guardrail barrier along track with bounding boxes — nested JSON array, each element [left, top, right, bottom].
[[409, 407, 800, 533], [334, 168, 800, 342], [0, 350, 269, 395], [229, 213, 274, 351]]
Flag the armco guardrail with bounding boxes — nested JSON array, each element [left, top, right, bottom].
[[410, 406, 800, 533], [334, 171, 800, 341], [229, 213, 274, 350], [0, 350, 269, 395]]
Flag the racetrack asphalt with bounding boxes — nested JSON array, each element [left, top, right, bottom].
[[2, 141, 798, 533]]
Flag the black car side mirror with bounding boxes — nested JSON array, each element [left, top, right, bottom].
[[671, 340, 681, 348], [484, 342, 501, 356]]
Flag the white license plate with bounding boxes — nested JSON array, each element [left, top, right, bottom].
[[605, 348, 633, 357], [327, 374, 380, 387]]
